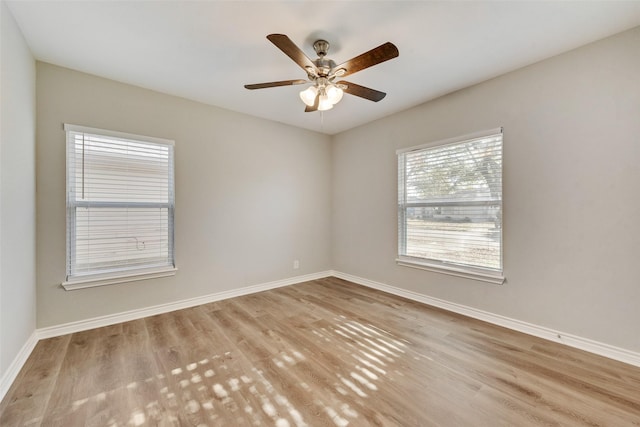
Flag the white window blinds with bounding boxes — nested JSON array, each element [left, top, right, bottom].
[[65, 124, 175, 281], [398, 129, 503, 273]]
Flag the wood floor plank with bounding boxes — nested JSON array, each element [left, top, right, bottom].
[[0, 335, 71, 426], [2, 277, 640, 426]]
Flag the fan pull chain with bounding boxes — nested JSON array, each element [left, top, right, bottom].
[[320, 111, 324, 132]]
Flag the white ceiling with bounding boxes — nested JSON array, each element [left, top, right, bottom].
[[6, 1, 640, 135]]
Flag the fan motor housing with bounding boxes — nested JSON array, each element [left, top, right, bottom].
[[313, 58, 336, 76]]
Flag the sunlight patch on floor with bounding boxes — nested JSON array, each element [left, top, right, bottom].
[[66, 312, 414, 426]]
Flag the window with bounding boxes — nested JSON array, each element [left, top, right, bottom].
[[63, 124, 176, 290], [397, 128, 504, 284]]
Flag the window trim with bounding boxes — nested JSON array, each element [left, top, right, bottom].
[[61, 266, 178, 291], [64, 124, 175, 147], [63, 124, 176, 290], [396, 257, 505, 284], [397, 127, 505, 284]]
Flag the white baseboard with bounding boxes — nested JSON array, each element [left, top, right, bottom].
[[331, 270, 640, 368], [38, 270, 333, 339], [0, 331, 39, 402]]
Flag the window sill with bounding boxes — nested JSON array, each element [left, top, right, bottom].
[[396, 257, 504, 285], [62, 266, 178, 290]]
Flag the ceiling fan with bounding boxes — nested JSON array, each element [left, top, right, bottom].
[[244, 34, 399, 112]]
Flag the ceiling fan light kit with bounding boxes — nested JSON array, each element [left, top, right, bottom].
[[245, 34, 399, 112], [299, 81, 344, 111]]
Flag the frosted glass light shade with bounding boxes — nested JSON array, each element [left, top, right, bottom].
[[318, 95, 333, 111], [299, 86, 317, 106], [326, 85, 343, 104]]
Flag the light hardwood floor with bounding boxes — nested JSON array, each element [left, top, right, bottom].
[[1, 277, 640, 426]]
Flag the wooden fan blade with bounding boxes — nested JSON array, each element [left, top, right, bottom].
[[267, 34, 318, 72], [334, 42, 399, 77], [337, 81, 387, 102], [305, 93, 320, 112], [244, 79, 307, 90]]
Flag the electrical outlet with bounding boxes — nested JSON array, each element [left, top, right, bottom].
[[293, 260, 299, 269]]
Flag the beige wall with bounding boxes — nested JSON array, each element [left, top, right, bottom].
[[0, 1, 37, 377], [36, 63, 332, 327], [332, 27, 640, 352]]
